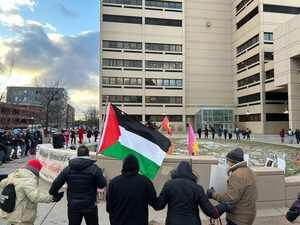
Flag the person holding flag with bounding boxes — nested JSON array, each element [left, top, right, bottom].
[[161, 116, 172, 136]]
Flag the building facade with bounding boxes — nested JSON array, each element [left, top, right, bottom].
[[100, 0, 300, 133]]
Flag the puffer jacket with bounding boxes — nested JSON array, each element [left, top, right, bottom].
[[0, 168, 53, 225], [156, 161, 229, 225], [212, 161, 258, 225]]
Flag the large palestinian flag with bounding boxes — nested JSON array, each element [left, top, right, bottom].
[[98, 103, 171, 180]]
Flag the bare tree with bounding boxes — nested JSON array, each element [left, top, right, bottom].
[[0, 58, 16, 102], [82, 107, 99, 129], [33, 76, 67, 136]]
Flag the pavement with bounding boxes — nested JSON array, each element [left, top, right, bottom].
[[0, 135, 300, 224]]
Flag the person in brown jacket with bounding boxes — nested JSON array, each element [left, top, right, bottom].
[[206, 148, 258, 225]]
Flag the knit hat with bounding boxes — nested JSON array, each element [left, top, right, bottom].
[[226, 148, 244, 163], [27, 159, 43, 171]]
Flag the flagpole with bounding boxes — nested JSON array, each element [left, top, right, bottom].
[[97, 96, 109, 154]]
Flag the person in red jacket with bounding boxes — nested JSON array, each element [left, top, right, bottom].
[[77, 127, 85, 144]]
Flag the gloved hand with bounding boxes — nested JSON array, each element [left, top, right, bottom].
[[53, 192, 64, 202], [206, 187, 215, 199], [224, 202, 235, 210]]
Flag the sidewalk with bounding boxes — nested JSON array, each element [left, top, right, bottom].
[[0, 156, 299, 225]]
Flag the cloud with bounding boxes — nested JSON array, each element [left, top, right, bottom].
[[0, 13, 24, 27], [56, 3, 78, 18], [0, 0, 36, 13]]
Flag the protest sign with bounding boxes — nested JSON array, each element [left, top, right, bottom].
[[244, 154, 249, 166], [265, 158, 274, 167], [209, 165, 228, 193], [277, 158, 286, 173]]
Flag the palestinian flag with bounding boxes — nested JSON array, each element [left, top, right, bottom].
[[98, 103, 171, 180]]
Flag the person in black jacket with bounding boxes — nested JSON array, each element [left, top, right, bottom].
[[24, 129, 31, 156], [155, 161, 234, 225], [49, 145, 106, 225], [286, 192, 300, 222], [106, 154, 157, 225]]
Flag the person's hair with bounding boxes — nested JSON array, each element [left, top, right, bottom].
[[77, 145, 89, 156]]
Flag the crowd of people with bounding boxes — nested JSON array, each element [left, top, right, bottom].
[[197, 127, 252, 141], [280, 128, 300, 144]]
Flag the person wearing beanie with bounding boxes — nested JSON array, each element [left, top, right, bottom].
[[0, 159, 62, 225], [206, 148, 258, 225], [49, 145, 106, 225]]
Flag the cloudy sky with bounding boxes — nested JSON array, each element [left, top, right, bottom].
[[0, 0, 99, 118]]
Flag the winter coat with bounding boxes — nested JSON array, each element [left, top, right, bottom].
[[87, 130, 92, 138], [156, 161, 228, 225], [0, 168, 53, 225], [217, 129, 222, 137], [49, 157, 106, 210], [295, 130, 300, 139], [106, 154, 157, 225], [280, 131, 285, 138], [77, 129, 84, 138], [286, 192, 300, 222], [212, 161, 258, 225]]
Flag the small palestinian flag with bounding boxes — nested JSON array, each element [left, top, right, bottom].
[[98, 103, 171, 180]]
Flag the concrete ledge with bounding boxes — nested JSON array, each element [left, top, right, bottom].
[[285, 176, 300, 205]]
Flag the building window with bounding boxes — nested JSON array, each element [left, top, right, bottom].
[[103, 0, 142, 6], [145, 78, 182, 86], [103, 15, 142, 24], [236, 0, 252, 12], [264, 52, 273, 61], [264, 32, 273, 41], [266, 69, 274, 79], [237, 54, 259, 70], [263, 4, 300, 15], [236, 7, 258, 30], [103, 77, 142, 85], [265, 92, 288, 101], [239, 114, 261, 122], [237, 34, 259, 55], [238, 93, 260, 104], [145, 43, 182, 52], [145, 18, 182, 27], [266, 113, 288, 121], [145, 96, 182, 104], [237, 73, 260, 87], [145, 0, 182, 9], [102, 59, 142, 68], [102, 95, 142, 103], [145, 115, 182, 122], [103, 40, 142, 50], [145, 61, 182, 69]]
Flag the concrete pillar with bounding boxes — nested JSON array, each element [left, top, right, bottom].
[[288, 58, 300, 130]]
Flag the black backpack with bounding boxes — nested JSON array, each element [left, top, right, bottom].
[[0, 182, 16, 213]]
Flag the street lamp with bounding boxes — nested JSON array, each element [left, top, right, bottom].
[[31, 116, 34, 132]]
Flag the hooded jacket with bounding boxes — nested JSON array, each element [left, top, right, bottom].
[[106, 154, 157, 225], [0, 168, 53, 225], [286, 192, 300, 222], [156, 161, 229, 225], [49, 157, 106, 210], [212, 161, 258, 225]]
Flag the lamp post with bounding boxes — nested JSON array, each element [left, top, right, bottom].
[[31, 116, 34, 132]]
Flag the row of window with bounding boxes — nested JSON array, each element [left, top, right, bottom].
[[266, 69, 274, 79], [103, 95, 142, 103], [103, 15, 182, 27], [263, 4, 300, 15], [236, 0, 252, 12], [266, 113, 288, 121], [264, 33, 273, 41], [237, 54, 259, 71], [146, 43, 182, 52], [237, 34, 259, 55], [102, 77, 183, 86], [145, 78, 182, 86], [236, 7, 258, 30], [145, 96, 182, 104], [103, 0, 142, 6], [145, 115, 182, 122], [103, 77, 143, 85], [145, 0, 182, 9], [145, 61, 182, 69], [264, 52, 273, 61], [265, 92, 288, 101], [103, 41, 142, 50], [103, 59, 142, 68], [239, 114, 261, 122], [238, 93, 260, 104], [237, 73, 260, 87]]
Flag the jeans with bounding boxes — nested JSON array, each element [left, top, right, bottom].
[[226, 217, 237, 225], [94, 136, 98, 142], [0, 150, 3, 163], [6, 146, 12, 160], [11, 146, 18, 158], [236, 134, 240, 140], [281, 137, 284, 143], [20, 145, 25, 155], [71, 136, 76, 145], [289, 136, 293, 144], [68, 205, 98, 225]]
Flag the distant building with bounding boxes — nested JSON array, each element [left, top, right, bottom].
[[0, 102, 42, 129]]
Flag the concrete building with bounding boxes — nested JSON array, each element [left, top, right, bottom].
[[100, 0, 300, 133]]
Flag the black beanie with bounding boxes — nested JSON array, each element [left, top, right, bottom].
[[226, 148, 244, 163]]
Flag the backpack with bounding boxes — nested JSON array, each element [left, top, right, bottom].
[[0, 182, 16, 213]]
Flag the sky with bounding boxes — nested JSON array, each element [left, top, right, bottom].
[[0, 0, 100, 118]]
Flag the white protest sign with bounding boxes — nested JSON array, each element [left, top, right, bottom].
[[265, 158, 275, 167], [209, 165, 228, 193], [277, 158, 286, 173], [244, 154, 249, 166]]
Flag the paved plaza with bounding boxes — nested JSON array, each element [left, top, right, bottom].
[[0, 134, 300, 224]]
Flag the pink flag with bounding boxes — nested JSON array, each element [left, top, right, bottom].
[[187, 123, 199, 155]]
